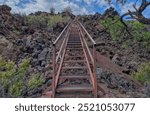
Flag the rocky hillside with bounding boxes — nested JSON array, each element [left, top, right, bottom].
[[0, 5, 74, 97], [79, 7, 150, 97], [0, 5, 150, 98]]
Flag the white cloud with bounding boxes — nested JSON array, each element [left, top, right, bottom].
[[2, 0, 147, 16], [0, 0, 93, 15], [0, 0, 20, 6], [83, 0, 96, 5], [119, 2, 136, 14], [96, 0, 108, 6]]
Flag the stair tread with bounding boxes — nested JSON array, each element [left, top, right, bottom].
[[67, 43, 81, 45], [62, 66, 87, 69], [65, 56, 84, 58], [60, 75, 89, 79], [68, 42, 81, 43], [64, 60, 85, 63], [67, 48, 82, 50], [56, 85, 92, 92], [55, 93, 92, 98], [68, 42, 81, 44]]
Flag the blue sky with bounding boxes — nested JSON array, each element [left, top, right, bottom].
[[0, 0, 150, 17]]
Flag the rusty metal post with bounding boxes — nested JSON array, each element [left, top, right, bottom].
[[52, 44, 56, 98], [93, 45, 97, 97]]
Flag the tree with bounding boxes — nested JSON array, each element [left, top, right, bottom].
[[50, 7, 55, 15], [63, 6, 72, 14], [121, 0, 150, 25], [104, 0, 150, 25]]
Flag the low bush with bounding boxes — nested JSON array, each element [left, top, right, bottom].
[[100, 17, 150, 49], [28, 73, 43, 89], [24, 15, 71, 29], [131, 62, 150, 84], [0, 57, 43, 97], [100, 16, 128, 41]]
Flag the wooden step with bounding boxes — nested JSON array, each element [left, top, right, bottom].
[[62, 66, 87, 69], [59, 75, 89, 80], [56, 85, 92, 93]]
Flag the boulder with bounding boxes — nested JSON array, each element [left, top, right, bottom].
[[38, 48, 49, 61], [112, 54, 120, 64], [0, 5, 11, 14], [144, 82, 150, 97]]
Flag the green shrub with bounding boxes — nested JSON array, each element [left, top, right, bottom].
[[121, 43, 129, 49], [128, 21, 145, 41], [131, 62, 150, 84], [100, 16, 127, 41], [48, 15, 70, 28], [0, 57, 44, 97], [24, 15, 71, 29], [100, 17, 150, 49], [28, 73, 43, 89], [0, 58, 30, 96], [9, 81, 23, 97], [24, 15, 48, 28], [0, 57, 15, 79], [48, 15, 63, 28], [127, 21, 150, 48]]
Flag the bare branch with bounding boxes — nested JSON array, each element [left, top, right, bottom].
[[121, 0, 150, 25]]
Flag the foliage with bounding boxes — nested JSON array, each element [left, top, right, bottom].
[[24, 15, 48, 28], [0, 57, 29, 97], [121, 42, 129, 49], [48, 15, 70, 28], [0, 57, 43, 97], [127, 21, 150, 48], [9, 81, 23, 97], [100, 17, 150, 49], [28, 73, 43, 89], [100, 16, 128, 41], [131, 62, 150, 84], [24, 15, 71, 29]]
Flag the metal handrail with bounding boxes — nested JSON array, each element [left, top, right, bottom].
[[52, 21, 97, 97], [55, 28, 70, 88], [56, 28, 70, 63], [53, 22, 71, 45], [52, 22, 71, 97], [78, 21, 96, 45], [78, 21, 97, 97]]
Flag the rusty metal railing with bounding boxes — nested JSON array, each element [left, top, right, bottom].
[[78, 21, 97, 97], [52, 22, 71, 97], [51, 20, 97, 97]]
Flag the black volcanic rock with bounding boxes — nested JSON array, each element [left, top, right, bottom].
[[92, 12, 102, 20], [0, 5, 11, 14]]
